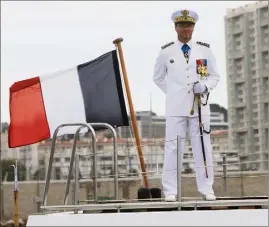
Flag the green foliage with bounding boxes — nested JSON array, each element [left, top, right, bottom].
[[1, 159, 26, 181]]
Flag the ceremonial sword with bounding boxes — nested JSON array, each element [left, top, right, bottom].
[[190, 82, 209, 178]]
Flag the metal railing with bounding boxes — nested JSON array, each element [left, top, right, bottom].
[[42, 122, 118, 209], [39, 127, 268, 213]]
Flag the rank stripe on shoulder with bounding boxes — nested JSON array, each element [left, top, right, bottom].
[[161, 42, 174, 49], [197, 41, 210, 48]]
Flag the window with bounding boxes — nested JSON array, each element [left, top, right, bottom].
[[54, 157, 60, 162], [263, 77, 269, 93], [249, 28, 254, 34], [264, 103, 268, 122], [234, 33, 242, 49], [262, 52, 268, 69], [55, 167, 61, 180], [261, 26, 268, 45], [261, 7, 268, 18], [264, 37, 268, 45], [248, 12, 254, 18], [97, 145, 104, 150], [264, 27, 268, 35], [100, 156, 112, 161]]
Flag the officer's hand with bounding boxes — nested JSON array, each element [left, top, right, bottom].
[[193, 83, 207, 94]]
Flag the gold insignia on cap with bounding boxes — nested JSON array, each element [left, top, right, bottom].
[[181, 10, 189, 16], [174, 16, 195, 23], [172, 9, 197, 24]]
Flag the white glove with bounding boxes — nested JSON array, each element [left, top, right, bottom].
[[193, 83, 207, 94]]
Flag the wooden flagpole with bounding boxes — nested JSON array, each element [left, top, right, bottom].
[[113, 38, 149, 188], [11, 160, 19, 227]]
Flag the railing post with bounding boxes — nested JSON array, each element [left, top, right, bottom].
[[64, 126, 87, 205], [239, 159, 244, 197], [42, 123, 97, 207], [41, 122, 118, 210], [73, 154, 79, 214], [64, 124, 97, 205], [90, 123, 118, 201], [42, 124, 65, 207], [222, 154, 227, 196], [176, 135, 182, 205]]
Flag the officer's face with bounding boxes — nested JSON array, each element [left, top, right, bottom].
[[175, 22, 194, 40]]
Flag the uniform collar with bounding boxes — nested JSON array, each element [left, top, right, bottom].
[[176, 39, 193, 49]]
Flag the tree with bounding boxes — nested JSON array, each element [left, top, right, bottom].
[[33, 168, 46, 181], [1, 159, 27, 181]]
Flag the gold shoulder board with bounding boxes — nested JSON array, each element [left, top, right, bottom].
[[161, 42, 174, 49], [197, 41, 210, 48]]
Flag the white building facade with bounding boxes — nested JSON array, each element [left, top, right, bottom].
[[224, 1, 268, 171]]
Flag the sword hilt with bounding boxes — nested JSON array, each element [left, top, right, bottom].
[[190, 82, 199, 115]]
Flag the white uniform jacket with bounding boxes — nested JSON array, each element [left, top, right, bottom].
[[153, 39, 220, 117]]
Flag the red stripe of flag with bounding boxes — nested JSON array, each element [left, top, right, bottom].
[[8, 77, 50, 148]]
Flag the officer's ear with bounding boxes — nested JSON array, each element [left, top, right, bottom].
[[174, 23, 180, 31]]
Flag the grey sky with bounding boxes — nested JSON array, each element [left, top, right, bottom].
[[1, 1, 256, 123]]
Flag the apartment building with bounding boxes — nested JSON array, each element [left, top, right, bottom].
[[1, 126, 233, 180], [224, 1, 268, 171], [34, 131, 232, 180]]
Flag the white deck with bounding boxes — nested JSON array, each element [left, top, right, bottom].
[[25, 198, 269, 226], [26, 209, 268, 226], [39, 199, 268, 212]]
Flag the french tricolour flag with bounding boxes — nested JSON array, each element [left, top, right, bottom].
[[8, 50, 129, 148]]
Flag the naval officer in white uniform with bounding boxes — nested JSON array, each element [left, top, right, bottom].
[[153, 9, 220, 201]]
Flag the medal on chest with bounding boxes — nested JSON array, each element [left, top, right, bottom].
[[196, 59, 208, 79]]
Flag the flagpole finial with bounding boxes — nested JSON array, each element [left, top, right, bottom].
[[113, 38, 123, 44]]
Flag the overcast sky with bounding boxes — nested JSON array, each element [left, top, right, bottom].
[[1, 1, 256, 123]]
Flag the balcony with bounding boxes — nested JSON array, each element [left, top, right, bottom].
[[254, 141, 261, 147], [215, 165, 240, 172], [261, 45, 268, 52], [235, 122, 248, 132], [253, 116, 259, 122], [234, 75, 245, 83], [260, 18, 268, 27], [263, 92, 269, 102], [234, 101, 247, 108], [262, 70, 268, 78], [226, 156, 240, 162], [233, 50, 244, 59], [233, 26, 243, 35]]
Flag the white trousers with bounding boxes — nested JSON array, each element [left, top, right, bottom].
[[162, 116, 214, 197]]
